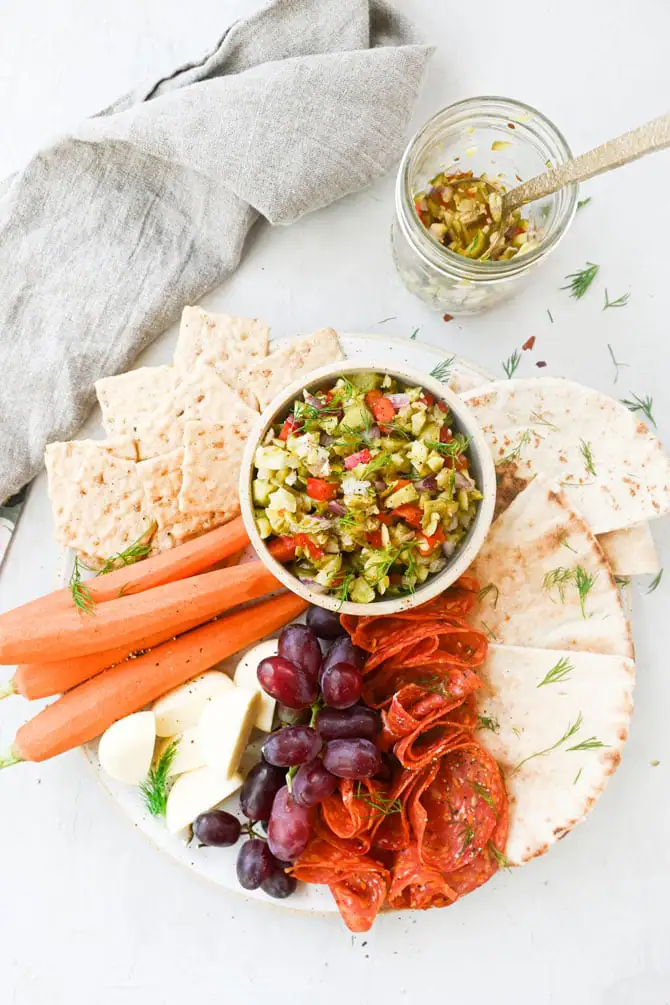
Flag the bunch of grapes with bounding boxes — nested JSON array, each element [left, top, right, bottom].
[[192, 607, 381, 900]]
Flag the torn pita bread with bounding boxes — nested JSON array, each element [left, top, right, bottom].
[[137, 448, 228, 547], [469, 475, 633, 658], [96, 362, 255, 460], [461, 378, 670, 535], [244, 329, 343, 410], [173, 307, 269, 382], [597, 522, 660, 577], [476, 644, 634, 865], [45, 440, 152, 560], [180, 410, 260, 518]]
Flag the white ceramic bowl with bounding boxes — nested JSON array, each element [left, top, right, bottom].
[[239, 361, 496, 616]]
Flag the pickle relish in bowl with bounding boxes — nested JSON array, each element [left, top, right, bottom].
[[250, 372, 484, 605]]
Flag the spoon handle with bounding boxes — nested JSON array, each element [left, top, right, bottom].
[[504, 112, 670, 212]]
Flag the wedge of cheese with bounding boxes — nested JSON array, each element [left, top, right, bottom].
[[152, 671, 234, 736], [197, 688, 260, 779], [165, 767, 243, 835], [233, 640, 278, 732]]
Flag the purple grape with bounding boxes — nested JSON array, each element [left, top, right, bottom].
[[257, 656, 319, 709], [267, 786, 313, 861], [315, 705, 381, 741], [192, 810, 241, 847], [236, 839, 275, 890], [278, 624, 323, 680], [240, 761, 286, 822], [323, 636, 365, 675], [261, 865, 298, 899], [305, 605, 347, 640], [321, 662, 363, 709], [276, 703, 310, 726], [292, 759, 338, 807], [322, 738, 382, 779], [262, 726, 322, 767]]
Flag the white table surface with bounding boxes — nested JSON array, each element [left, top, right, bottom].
[[1, 1, 669, 1002]]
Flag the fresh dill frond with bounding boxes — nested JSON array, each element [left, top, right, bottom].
[[561, 262, 599, 299], [575, 566, 596, 619], [429, 357, 456, 383], [529, 410, 559, 431], [488, 842, 512, 871], [336, 571, 355, 608], [537, 656, 574, 688], [361, 452, 392, 479], [470, 781, 496, 809], [559, 532, 577, 554], [579, 439, 597, 476], [459, 822, 475, 856], [96, 522, 157, 577], [646, 569, 664, 594], [512, 712, 584, 773], [512, 726, 522, 739], [480, 620, 499, 641], [573, 768, 583, 785], [621, 392, 656, 427], [477, 714, 500, 733], [140, 740, 179, 817], [607, 343, 629, 384], [410, 327, 420, 341], [69, 556, 96, 614], [576, 197, 591, 210], [614, 575, 631, 588], [542, 566, 575, 603], [502, 349, 521, 379], [354, 782, 402, 816], [501, 428, 531, 462], [567, 736, 609, 752], [426, 434, 471, 459], [603, 289, 630, 311], [478, 583, 500, 607]]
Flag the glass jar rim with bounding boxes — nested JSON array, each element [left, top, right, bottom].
[[395, 96, 577, 283]]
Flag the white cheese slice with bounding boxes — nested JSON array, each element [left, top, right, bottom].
[[233, 639, 279, 732], [98, 711, 156, 785], [152, 671, 234, 736], [165, 766, 243, 835], [155, 726, 204, 777], [197, 688, 260, 779]]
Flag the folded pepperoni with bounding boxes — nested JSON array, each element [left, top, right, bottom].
[[290, 839, 389, 933], [369, 767, 425, 852], [410, 743, 505, 874], [444, 797, 510, 897], [387, 846, 458, 910], [321, 779, 381, 847]]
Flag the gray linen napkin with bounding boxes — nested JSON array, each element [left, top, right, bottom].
[[0, 0, 432, 503]]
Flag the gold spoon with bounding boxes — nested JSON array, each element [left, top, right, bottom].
[[503, 111, 670, 213]]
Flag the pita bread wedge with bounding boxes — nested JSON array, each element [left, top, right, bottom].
[[476, 644, 634, 865], [96, 362, 254, 460], [597, 522, 660, 577], [461, 378, 670, 536], [244, 329, 343, 410], [173, 307, 269, 383], [469, 475, 633, 659], [137, 449, 227, 548], [45, 440, 152, 560], [179, 407, 261, 518]]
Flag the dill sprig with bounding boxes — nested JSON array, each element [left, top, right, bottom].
[[614, 575, 631, 588], [459, 822, 475, 856], [621, 392, 656, 427], [607, 344, 629, 385], [426, 433, 471, 459], [488, 841, 512, 871], [512, 712, 584, 773], [502, 349, 521, 379], [336, 571, 355, 608], [567, 736, 609, 752], [480, 620, 499, 641], [647, 569, 664, 594], [96, 522, 157, 577], [579, 439, 597, 476], [354, 782, 402, 816], [573, 767, 583, 785], [529, 410, 559, 431], [361, 452, 392, 479], [410, 327, 420, 340], [478, 583, 500, 607], [561, 262, 599, 299], [470, 781, 495, 809], [69, 556, 96, 614], [537, 656, 574, 688], [559, 532, 577, 554], [140, 740, 179, 817], [575, 567, 596, 619], [576, 197, 591, 211], [477, 713, 500, 733], [501, 428, 531, 462], [603, 289, 630, 311], [429, 357, 455, 383], [542, 566, 575, 604]]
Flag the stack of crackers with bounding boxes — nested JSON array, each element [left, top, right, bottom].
[[45, 307, 342, 563]]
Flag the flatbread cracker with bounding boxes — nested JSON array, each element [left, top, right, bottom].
[[597, 523, 661, 577], [45, 440, 152, 560], [96, 362, 254, 460], [243, 329, 343, 410], [180, 410, 260, 517], [174, 307, 269, 384], [137, 448, 228, 547]]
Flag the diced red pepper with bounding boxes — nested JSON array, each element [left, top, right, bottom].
[[344, 448, 371, 471], [294, 533, 325, 562], [306, 478, 339, 502], [419, 392, 434, 407], [417, 526, 446, 555], [390, 479, 411, 491], [377, 512, 394, 525], [278, 415, 300, 441], [370, 396, 396, 424], [267, 536, 297, 563], [391, 504, 423, 530], [447, 454, 469, 471], [440, 427, 454, 443], [436, 401, 448, 414], [365, 389, 383, 405], [366, 530, 384, 549]]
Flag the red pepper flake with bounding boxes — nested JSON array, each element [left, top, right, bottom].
[[536, 360, 547, 368], [522, 336, 536, 352], [442, 313, 454, 323], [507, 122, 516, 129]]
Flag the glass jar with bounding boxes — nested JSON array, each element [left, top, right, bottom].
[[392, 96, 577, 315]]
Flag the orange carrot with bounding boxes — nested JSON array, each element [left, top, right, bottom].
[[0, 561, 280, 665], [7, 592, 308, 764], [0, 517, 249, 628], [9, 606, 218, 700]]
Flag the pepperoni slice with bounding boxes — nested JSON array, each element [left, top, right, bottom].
[[321, 779, 381, 850], [387, 846, 458, 910], [369, 767, 426, 853], [444, 796, 509, 897]]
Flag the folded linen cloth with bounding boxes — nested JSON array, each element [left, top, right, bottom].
[[0, 0, 432, 502]]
